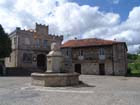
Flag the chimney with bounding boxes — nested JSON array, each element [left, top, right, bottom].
[[16, 27, 20, 30], [74, 37, 77, 40]]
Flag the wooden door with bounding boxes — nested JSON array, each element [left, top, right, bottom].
[[99, 64, 105, 75], [75, 64, 81, 74]]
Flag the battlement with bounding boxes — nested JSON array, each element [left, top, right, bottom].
[[35, 23, 48, 27], [12, 23, 63, 41], [35, 23, 48, 35], [15, 27, 35, 33], [49, 34, 63, 41]]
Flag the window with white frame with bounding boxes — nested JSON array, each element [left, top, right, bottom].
[[99, 48, 105, 55], [66, 49, 69, 56], [14, 37, 16, 45], [12, 37, 16, 49], [79, 49, 84, 56], [66, 48, 71, 57]]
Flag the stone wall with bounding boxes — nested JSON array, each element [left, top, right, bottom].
[[62, 46, 113, 61], [81, 62, 99, 75], [62, 43, 127, 76], [69, 60, 113, 75], [113, 43, 127, 76], [5, 50, 17, 67], [105, 60, 113, 75]]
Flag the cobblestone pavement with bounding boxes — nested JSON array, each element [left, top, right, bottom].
[[0, 75, 140, 105]]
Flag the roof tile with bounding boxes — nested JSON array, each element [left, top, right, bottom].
[[61, 38, 125, 48]]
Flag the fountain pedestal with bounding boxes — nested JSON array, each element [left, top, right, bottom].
[[31, 43, 79, 87]]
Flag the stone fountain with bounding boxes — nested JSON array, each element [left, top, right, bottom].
[[31, 43, 79, 87]]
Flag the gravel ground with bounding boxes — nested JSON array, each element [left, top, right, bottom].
[[0, 75, 140, 105]]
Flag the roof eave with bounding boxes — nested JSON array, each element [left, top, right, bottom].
[[61, 44, 114, 48]]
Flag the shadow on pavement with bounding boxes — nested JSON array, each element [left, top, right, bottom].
[[125, 73, 140, 77], [73, 81, 96, 88], [0, 67, 44, 77]]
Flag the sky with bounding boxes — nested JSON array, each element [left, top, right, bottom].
[[0, 0, 140, 53]]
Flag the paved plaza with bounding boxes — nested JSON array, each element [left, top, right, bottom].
[[0, 75, 140, 105]]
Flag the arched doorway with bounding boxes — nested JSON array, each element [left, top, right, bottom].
[[37, 54, 46, 71]]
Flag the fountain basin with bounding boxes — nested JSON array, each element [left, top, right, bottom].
[[31, 72, 80, 87]]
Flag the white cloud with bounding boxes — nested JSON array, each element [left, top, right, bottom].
[[0, 0, 67, 32], [46, 3, 120, 39], [110, 7, 140, 53], [107, 0, 119, 4], [0, 0, 5, 4], [112, 0, 120, 4], [81, 6, 140, 53], [128, 45, 140, 54], [0, 0, 140, 53]]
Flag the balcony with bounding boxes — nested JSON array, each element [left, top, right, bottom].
[[72, 53, 112, 61], [32, 45, 50, 51], [78, 56, 84, 60], [99, 55, 105, 60]]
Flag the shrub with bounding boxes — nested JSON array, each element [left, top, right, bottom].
[[127, 67, 131, 75]]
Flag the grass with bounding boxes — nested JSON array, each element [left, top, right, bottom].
[[131, 69, 140, 77], [128, 63, 140, 77]]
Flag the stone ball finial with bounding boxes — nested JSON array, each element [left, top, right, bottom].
[[51, 42, 60, 51]]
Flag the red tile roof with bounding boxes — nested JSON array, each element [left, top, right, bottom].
[[61, 38, 126, 48]]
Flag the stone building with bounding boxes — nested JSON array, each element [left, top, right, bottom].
[[5, 23, 63, 71], [61, 38, 127, 76]]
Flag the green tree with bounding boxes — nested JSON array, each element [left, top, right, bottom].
[[127, 53, 138, 61], [137, 46, 140, 55], [0, 24, 11, 58]]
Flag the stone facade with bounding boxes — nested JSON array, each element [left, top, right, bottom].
[[61, 39, 127, 76], [5, 23, 63, 71]]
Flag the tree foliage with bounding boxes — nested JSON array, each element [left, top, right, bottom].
[[127, 53, 140, 76], [0, 24, 11, 58], [127, 53, 138, 61]]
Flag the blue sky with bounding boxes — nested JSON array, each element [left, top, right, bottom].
[[0, 0, 140, 53], [70, 0, 140, 21]]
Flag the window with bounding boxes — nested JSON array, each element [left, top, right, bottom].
[[23, 53, 32, 63], [66, 49, 71, 57], [78, 49, 84, 60], [25, 38, 30, 45], [66, 49, 69, 56], [79, 49, 84, 56], [99, 48, 105, 55], [36, 39, 40, 47], [43, 40, 47, 48], [12, 37, 16, 49], [14, 37, 16, 45], [99, 48, 105, 60]]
